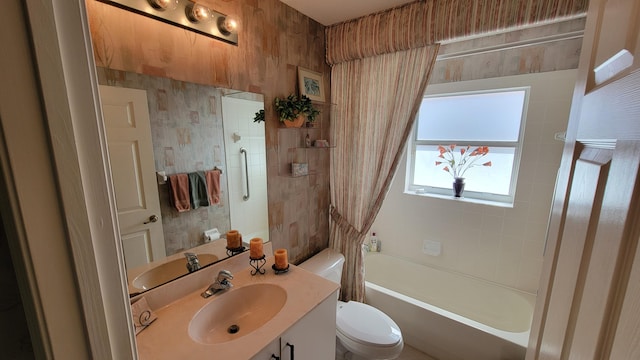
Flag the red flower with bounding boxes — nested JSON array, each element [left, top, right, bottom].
[[434, 144, 492, 178]]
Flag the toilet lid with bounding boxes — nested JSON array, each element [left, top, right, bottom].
[[336, 301, 402, 347]]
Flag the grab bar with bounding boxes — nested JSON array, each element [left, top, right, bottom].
[[240, 147, 250, 201]]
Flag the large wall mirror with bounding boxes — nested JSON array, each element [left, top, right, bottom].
[[96, 67, 268, 296]]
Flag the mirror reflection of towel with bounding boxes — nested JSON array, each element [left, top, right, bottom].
[[205, 169, 221, 205], [188, 171, 209, 209], [169, 174, 190, 212]]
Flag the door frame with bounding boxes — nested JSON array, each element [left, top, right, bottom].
[[527, 0, 597, 353], [1, 0, 136, 358]]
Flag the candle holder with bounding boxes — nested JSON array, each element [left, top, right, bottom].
[[226, 246, 245, 257], [249, 255, 267, 275], [272, 264, 290, 275]]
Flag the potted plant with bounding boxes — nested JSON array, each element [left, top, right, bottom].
[[274, 94, 320, 128]]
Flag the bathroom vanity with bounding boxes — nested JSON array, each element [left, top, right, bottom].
[[133, 247, 338, 359]]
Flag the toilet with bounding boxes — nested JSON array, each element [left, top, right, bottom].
[[298, 248, 404, 360]]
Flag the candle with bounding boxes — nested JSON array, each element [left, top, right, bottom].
[[226, 230, 241, 249], [274, 248, 288, 270], [249, 238, 264, 259]]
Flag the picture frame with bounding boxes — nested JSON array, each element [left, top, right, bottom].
[[297, 67, 325, 102]]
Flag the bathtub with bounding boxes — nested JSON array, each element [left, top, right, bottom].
[[364, 253, 535, 360]]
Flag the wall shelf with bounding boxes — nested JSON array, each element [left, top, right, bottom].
[[282, 170, 318, 178], [294, 146, 335, 149], [276, 102, 334, 177]]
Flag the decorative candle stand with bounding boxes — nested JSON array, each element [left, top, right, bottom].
[[272, 264, 290, 275], [249, 255, 267, 275], [226, 246, 245, 257]]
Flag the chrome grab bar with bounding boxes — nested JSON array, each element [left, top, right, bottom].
[[240, 147, 250, 201]]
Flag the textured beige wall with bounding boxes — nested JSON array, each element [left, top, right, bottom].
[[86, 0, 331, 263]]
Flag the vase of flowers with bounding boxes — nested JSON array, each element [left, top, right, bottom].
[[435, 145, 492, 197]]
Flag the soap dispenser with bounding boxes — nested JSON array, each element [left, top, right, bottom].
[[370, 232, 379, 252]]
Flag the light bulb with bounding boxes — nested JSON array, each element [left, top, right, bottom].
[[218, 15, 239, 34], [148, 0, 178, 11], [187, 3, 212, 23]]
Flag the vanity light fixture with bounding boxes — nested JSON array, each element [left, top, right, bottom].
[[98, 0, 239, 45]]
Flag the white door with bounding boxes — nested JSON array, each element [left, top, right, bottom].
[[99, 85, 166, 270], [528, 0, 640, 358]]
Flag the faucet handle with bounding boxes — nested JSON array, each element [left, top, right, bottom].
[[217, 269, 233, 281], [185, 252, 201, 272]]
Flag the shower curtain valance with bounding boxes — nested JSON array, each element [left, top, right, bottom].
[[325, 0, 589, 65]]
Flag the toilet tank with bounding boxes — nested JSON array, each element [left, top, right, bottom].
[[298, 248, 345, 285]]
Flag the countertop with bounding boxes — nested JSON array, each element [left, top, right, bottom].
[[134, 254, 339, 359]]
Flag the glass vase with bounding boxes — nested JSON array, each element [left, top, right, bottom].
[[453, 177, 465, 198]]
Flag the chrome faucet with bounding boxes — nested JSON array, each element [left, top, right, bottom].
[[201, 270, 233, 298], [185, 252, 201, 273]]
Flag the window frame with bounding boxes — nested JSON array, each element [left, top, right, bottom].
[[406, 86, 530, 205]]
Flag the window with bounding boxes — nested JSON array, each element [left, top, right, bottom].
[[407, 88, 528, 204]]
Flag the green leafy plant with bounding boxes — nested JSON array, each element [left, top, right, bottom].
[[435, 144, 492, 178], [253, 109, 265, 123], [273, 94, 320, 123]]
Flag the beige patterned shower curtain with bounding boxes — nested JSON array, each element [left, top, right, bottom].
[[328, 46, 438, 302]]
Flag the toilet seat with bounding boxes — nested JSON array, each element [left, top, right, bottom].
[[337, 301, 402, 347]]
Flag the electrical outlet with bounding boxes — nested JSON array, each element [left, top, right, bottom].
[[423, 240, 441, 256]]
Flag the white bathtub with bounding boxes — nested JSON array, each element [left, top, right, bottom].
[[364, 253, 535, 360]]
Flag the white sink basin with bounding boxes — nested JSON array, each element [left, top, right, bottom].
[[188, 283, 287, 344], [132, 254, 219, 290]]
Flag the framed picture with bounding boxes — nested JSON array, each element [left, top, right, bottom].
[[297, 67, 325, 102]]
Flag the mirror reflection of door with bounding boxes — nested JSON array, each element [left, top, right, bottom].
[[99, 85, 166, 269], [222, 95, 269, 242]]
